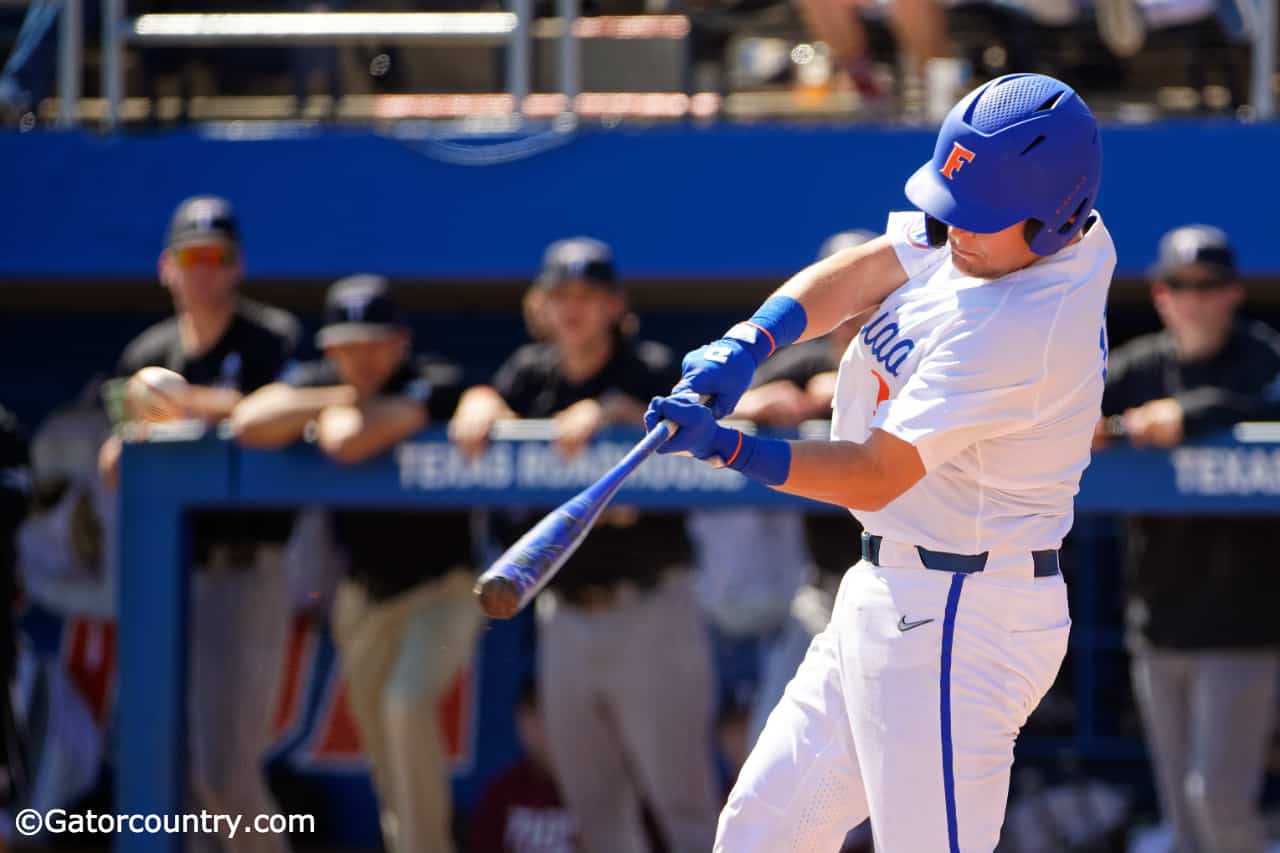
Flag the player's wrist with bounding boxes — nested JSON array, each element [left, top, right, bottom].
[[723, 295, 808, 365], [721, 431, 791, 486]]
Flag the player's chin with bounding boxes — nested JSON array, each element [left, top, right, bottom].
[[950, 249, 982, 276]]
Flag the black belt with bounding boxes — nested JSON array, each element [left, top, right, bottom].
[[860, 533, 1060, 578]]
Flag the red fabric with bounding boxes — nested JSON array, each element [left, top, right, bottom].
[[470, 760, 578, 853]]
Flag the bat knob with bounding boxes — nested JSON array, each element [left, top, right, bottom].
[[475, 575, 523, 620]]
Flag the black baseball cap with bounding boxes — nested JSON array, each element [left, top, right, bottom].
[[316, 275, 407, 348], [536, 237, 618, 290], [1150, 225, 1237, 282], [818, 229, 877, 261], [166, 195, 240, 249]]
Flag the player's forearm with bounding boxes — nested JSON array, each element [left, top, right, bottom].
[[597, 392, 648, 426], [768, 438, 915, 511], [776, 238, 909, 343], [182, 385, 245, 421], [315, 398, 426, 464], [231, 384, 357, 448], [458, 385, 516, 419]]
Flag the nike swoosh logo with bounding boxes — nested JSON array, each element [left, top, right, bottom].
[[897, 616, 935, 632]]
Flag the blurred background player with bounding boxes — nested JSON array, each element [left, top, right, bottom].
[[18, 378, 115, 619], [1097, 225, 1280, 853], [8, 381, 112, 835], [451, 237, 719, 853], [233, 274, 480, 853], [0, 405, 30, 810], [469, 675, 577, 853], [98, 195, 300, 853]]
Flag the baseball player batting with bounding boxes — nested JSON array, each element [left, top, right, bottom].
[[645, 72, 1111, 852]]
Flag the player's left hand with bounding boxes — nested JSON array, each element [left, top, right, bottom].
[[675, 341, 758, 419], [645, 393, 740, 462], [553, 398, 604, 458], [1122, 397, 1184, 448]]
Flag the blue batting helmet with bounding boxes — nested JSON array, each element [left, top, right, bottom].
[[905, 73, 1102, 256]]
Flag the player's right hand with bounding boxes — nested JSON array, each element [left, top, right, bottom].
[[676, 340, 759, 419], [449, 386, 508, 460], [644, 393, 739, 462], [450, 410, 495, 460]]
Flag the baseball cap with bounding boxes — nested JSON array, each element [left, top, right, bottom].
[[536, 237, 618, 290], [818, 229, 877, 260], [1150, 225, 1237, 282], [166, 195, 240, 249], [316, 275, 407, 348]]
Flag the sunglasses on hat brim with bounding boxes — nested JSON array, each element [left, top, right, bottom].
[[172, 243, 238, 269], [1164, 274, 1236, 293]]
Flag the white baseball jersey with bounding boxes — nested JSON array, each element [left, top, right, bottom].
[[831, 210, 1117, 554], [717, 212, 1113, 853]]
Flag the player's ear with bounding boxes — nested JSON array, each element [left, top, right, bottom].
[[1224, 281, 1245, 309], [605, 289, 627, 322], [1150, 280, 1175, 316], [158, 250, 175, 290]]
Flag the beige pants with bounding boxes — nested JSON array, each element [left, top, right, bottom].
[[331, 569, 481, 853], [189, 547, 291, 853]]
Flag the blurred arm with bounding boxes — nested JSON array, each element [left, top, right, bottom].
[[449, 385, 518, 459], [731, 381, 821, 428], [180, 385, 245, 422], [553, 391, 650, 457], [315, 397, 428, 465], [230, 383, 358, 449]]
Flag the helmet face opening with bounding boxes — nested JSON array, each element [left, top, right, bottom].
[[905, 73, 1102, 256]]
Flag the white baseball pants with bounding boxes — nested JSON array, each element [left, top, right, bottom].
[[715, 558, 1070, 852]]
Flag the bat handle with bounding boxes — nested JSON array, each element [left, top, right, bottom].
[[656, 392, 714, 440]]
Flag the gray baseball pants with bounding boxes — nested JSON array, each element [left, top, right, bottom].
[[536, 570, 719, 853], [188, 546, 291, 853], [1131, 646, 1279, 853]]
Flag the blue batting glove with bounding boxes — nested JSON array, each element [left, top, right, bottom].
[[676, 341, 758, 419], [676, 296, 809, 418], [645, 394, 741, 461]]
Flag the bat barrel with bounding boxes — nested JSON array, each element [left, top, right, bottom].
[[473, 418, 681, 619]]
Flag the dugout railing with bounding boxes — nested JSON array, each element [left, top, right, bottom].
[[114, 421, 1280, 853]]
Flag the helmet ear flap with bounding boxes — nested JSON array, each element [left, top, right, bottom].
[[1024, 197, 1091, 254], [1023, 219, 1044, 249], [925, 215, 949, 249]]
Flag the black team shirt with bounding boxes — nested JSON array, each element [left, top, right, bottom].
[[288, 356, 472, 601], [492, 336, 692, 594], [1102, 319, 1280, 649], [115, 299, 300, 561]]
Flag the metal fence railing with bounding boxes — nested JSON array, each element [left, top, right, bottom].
[[44, 0, 1280, 127], [99, 2, 555, 128]]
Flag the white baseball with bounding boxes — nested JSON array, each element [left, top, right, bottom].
[[125, 367, 190, 422]]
